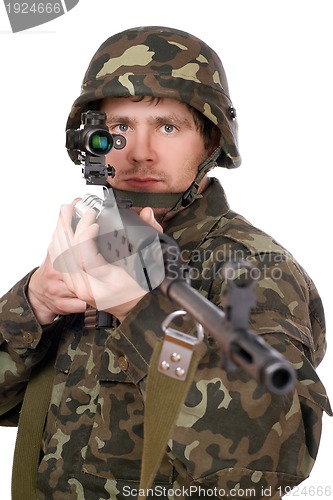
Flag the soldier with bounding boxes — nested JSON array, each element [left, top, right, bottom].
[[0, 26, 331, 500]]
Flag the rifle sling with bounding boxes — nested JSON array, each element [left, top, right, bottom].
[[139, 340, 201, 498], [11, 354, 56, 499], [11, 322, 63, 500]]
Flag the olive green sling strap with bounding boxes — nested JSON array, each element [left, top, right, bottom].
[[11, 325, 62, 500], [138, 342, 201, 499], [138, 311, 204, 498], [12, 356, 57, 500]]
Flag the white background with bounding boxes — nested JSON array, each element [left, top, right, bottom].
[[0, 0, 332, 498]]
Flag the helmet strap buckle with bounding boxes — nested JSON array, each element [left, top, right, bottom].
[[181, 182, 199, 207]]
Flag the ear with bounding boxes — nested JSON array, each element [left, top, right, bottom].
[[208, 125, 221, 154]]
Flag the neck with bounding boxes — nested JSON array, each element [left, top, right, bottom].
[[130, 176, 210, 226]]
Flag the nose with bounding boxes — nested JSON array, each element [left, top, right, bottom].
[[127, 129, 157, 165]]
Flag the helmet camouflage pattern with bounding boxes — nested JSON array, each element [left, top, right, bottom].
[[66, 26, 241, 168]]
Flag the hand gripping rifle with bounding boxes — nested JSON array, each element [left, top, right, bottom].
[[65, 110, 296, 395]]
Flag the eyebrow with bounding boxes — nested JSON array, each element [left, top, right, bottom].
[[106, 115, 131, 126], [106, 114, 194, 129], [153, 115, 193, 129]]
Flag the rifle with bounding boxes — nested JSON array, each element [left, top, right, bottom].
[[64, 110, 296, 395]]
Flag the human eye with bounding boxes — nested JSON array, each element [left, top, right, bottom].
[[118, 123, 129, 132], [107, 122, 129, 134], [112, 123, 129, 133], [161, 123, 176, 134]]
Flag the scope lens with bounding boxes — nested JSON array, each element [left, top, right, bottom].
[[90, 132, 112, 154]]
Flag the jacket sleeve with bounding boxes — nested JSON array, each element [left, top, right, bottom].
[[0, 271, 58, 425]]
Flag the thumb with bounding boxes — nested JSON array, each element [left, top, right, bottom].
[[139, 207, 163, 233]]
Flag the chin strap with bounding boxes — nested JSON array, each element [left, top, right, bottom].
[[112, 147, 222, 211], [112, 189, 183, 209]]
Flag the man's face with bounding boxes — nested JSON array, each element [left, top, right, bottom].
[[100, 97, 210, 194]]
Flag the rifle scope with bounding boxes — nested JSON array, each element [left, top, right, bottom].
[[65, 111, 125, 157]]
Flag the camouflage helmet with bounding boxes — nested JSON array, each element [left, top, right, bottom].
[[66, 25, 241, 169]]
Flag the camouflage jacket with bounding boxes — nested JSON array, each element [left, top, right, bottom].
[[0, 178, 331, 500]]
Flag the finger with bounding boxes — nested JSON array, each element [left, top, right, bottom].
[[52, 205, 75, 256], [74, 208, 98, 235], [51, 206, 101, 301], [84, 264, 147, 311], [139, 207, 163, 232], [39, 204, 95, 307], [68, 208, 107, 299], [71, 197, 82, 207], [50, 205, 88, 297], [73, 209, 107, 271], [51, 206, 78, 272], [31, 254, 88, 315], [57, 297, 87, 314]]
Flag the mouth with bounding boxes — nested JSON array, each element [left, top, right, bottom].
[[122, 177, 162, 189]]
